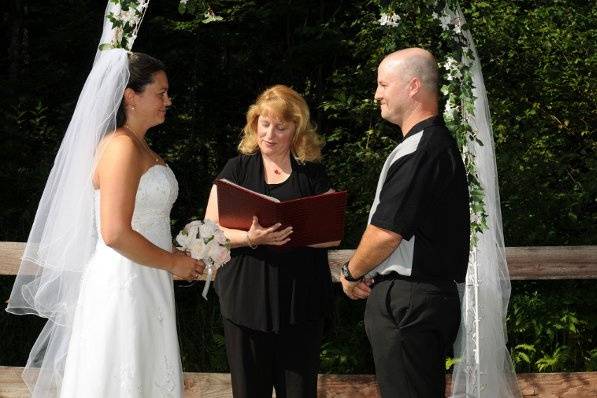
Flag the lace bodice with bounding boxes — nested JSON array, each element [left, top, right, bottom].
[[94, 164, 179, 250]]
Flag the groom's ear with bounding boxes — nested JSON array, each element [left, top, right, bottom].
[[408, 77, 422, 98]]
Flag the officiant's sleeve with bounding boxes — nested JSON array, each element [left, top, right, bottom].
[[370, 150, 451, 240], [216, 156, 242, 184]]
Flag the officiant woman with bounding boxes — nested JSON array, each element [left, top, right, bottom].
[[205, 84, 338, 398]]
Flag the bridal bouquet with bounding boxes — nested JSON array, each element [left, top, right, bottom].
[[176, 219, 231, 299]]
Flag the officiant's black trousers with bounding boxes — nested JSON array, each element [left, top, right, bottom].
[[365, 275, 461, 398], [222, 318, 323, 398]]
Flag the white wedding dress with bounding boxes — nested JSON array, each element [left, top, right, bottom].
[[60, 164, 183, 397]]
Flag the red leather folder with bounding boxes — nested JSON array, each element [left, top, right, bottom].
[[216, 179, 347, 247]]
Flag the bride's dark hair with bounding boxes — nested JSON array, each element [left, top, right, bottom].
[[116, 52, 165, 127]]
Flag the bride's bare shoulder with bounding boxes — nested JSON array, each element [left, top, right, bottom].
[[93, 129, 143, 185], [96, 129, 145, 166], [98, 129, 138, 152]]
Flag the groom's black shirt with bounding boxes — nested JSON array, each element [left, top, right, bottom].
[[370, 116, 470, 283]]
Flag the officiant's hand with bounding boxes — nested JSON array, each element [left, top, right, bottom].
[[170, 250, 205, 281], [247, 216, 293, 246]]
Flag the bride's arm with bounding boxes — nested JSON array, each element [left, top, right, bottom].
[[97, 135, 203, 280], [204, 185, 292, 248]]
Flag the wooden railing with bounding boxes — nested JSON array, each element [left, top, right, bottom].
[[1, 242, 596, 397], [2, 243, 596, 280]]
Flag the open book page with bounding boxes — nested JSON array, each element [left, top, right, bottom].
[[216, 179, 281, 231], [216, 178, 347, 246], [278, 191, 347, 247], [218, 179, 280, 203]]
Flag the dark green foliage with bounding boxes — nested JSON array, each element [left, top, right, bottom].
[[508, 280, 597, 372], [0, 0, 594, 373], [463, 1, 597, 246]]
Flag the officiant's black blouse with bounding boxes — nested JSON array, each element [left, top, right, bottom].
[[214, 153, 333, 332]]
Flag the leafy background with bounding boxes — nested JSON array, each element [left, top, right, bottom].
[[1, 0, 595, 373]]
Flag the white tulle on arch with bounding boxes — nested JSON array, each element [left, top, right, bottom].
[[6, 1, 149, 395], [444, 5, 521, 398]]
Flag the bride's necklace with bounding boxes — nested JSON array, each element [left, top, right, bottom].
[[124, 124, 160, 163]]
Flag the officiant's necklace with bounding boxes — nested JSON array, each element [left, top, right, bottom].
[[264, 156, 289, 176], [124, 124, 160, 163]]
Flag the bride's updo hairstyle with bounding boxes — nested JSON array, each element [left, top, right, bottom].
[[238, 84, 324, 163], [116, 52, 166, 127]]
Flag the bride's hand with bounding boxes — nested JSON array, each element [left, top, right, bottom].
[[247, 216, 293, 246], [170, 250, 205, 281]]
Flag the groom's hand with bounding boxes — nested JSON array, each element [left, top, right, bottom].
[[340, 275, 372, 300]]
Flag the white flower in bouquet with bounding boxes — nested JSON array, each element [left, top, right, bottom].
[[213, 228, 229, 246], [176, 219, 230, 299], [189, 239, 208, 260], [175, 230, 190, 248], [206, 242, 231, 266], [199, 220, 218, 240], [175, 220, 200, 248]]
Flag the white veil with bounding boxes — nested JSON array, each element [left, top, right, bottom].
[[447, 6, 521, 398], [6, 1, 148, 395]]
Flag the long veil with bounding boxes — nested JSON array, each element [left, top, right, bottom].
[[6, 1, 149, 395], [447, 5, 521, 398]]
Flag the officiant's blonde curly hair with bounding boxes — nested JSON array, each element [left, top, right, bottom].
[[238, 85, 324, 162]]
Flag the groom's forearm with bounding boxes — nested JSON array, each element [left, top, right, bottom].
[[348, 224, 402, 279]]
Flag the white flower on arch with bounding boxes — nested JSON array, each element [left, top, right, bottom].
[[378, 12, 400, 27]]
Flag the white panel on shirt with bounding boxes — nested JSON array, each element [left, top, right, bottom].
[[366, 130, 424, 278]]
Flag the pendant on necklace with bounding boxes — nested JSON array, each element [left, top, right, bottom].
[[274, 169, 281, 175]]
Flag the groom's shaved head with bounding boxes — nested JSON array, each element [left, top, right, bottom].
[[381, 48, 439, 95]]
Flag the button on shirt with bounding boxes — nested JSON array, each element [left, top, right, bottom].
[[367, 116, 470, 283]]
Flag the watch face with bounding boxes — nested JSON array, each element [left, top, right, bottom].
[[341, 264, 350, 278], [342, 263, 356, 281]]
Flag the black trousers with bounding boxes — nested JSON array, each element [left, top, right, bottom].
[[222, 318, 323, 398], [364, 275, 461, 398]]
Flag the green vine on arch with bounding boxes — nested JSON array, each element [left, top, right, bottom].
[[380, 0, 489, 247], [98, 0, 150, 51]]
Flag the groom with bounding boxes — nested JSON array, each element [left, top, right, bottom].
[[340, 48, 470, 397]]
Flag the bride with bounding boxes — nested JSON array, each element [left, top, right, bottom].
[[59, 51, 204, 397], [6, 21, 203, 398]]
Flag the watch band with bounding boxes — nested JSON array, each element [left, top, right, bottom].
[[341, 261, 362, 282]]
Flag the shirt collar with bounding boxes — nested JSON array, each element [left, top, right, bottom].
[[403, 115, 445, 139]]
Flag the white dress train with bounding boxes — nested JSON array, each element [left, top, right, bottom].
[[60, 164, 183, 397]]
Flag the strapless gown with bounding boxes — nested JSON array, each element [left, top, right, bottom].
[[60, 165, 183, 397]]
